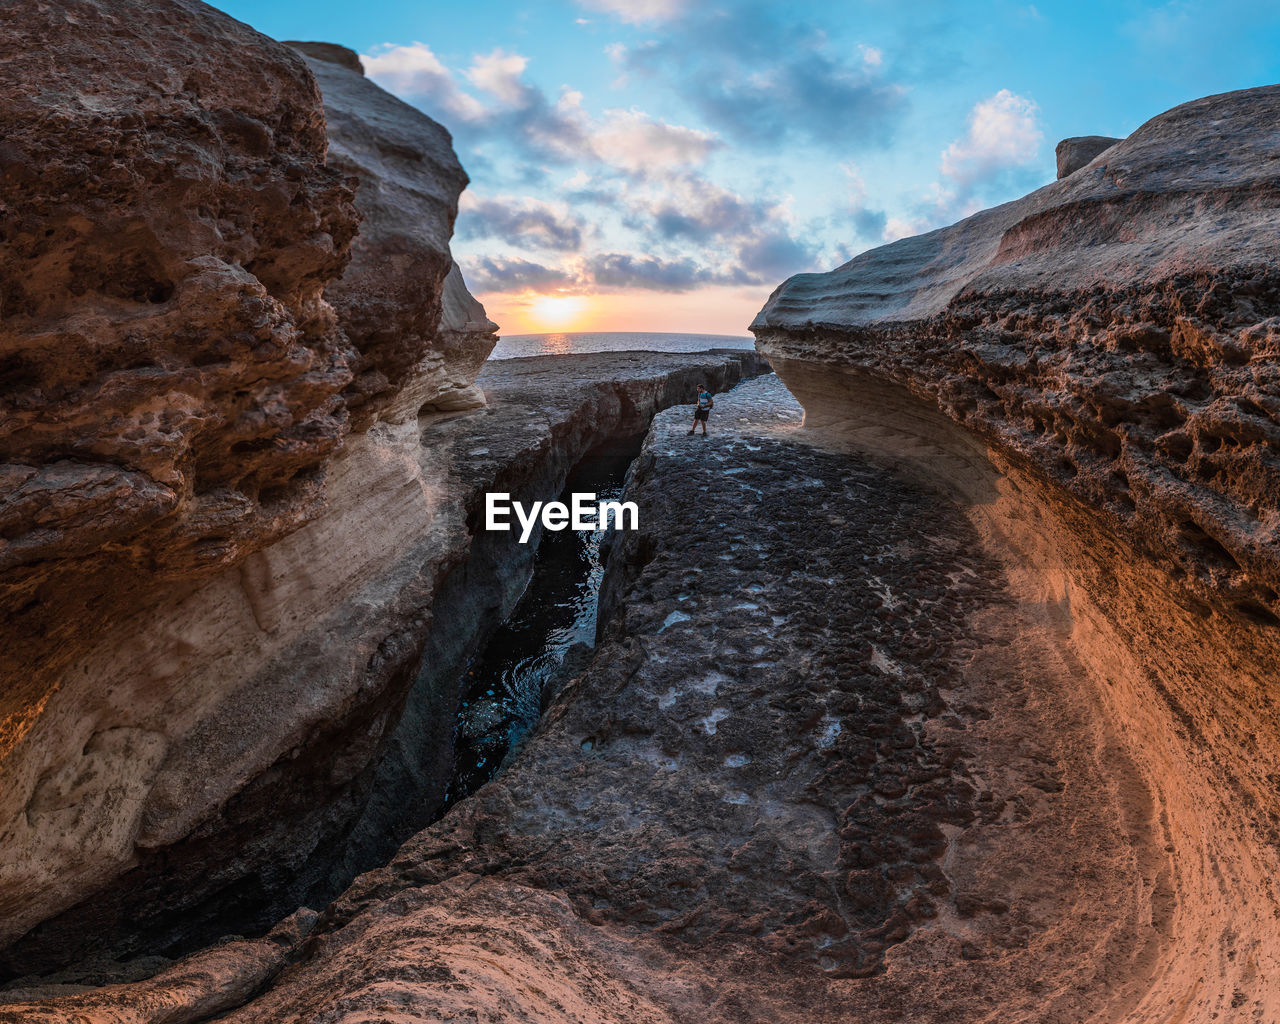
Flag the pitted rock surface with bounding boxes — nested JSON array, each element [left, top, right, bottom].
[[288, 43, 497, 427], [0, 0, 359, 640], [754, 85, 1280, 624], [95, 376, 1153, 1024]]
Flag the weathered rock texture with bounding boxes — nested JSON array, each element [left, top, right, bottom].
[[0, 0, 357, 959], [754, 85, 1280, 1021], [285, 42, 498, 426], [0, 342, 766, 981], [1055, 134, 1122, 178], [0, 0, 358, 674], [0, 2, 501, 976], [433, 262, 501, 413], [283, 41, 364, 75], [0, 377, 1161, 1023]]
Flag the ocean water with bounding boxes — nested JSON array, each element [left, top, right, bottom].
[[490, 331, 755, 360]]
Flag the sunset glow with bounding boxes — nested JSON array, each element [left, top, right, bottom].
[[215, 0, 1280, 337], [527, 293, 590, 332]]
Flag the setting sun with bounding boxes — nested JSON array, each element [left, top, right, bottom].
[[528, 293, 588, 331]]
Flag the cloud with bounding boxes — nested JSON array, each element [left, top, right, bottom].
[[363, 43, 593, 164], [840, 162, 889, 242], [614, 172, 819, 278], [882, 215, 929, 243], [363, 44, 719, 177], [609, 7, 908, 151], [577, 0, 686, 24], [736, 230, 815, 281], [590, 109, 722, 172], [884, 89, 1045, 241], [587, 252, 749, 291], [939, 89, 1043, 190], [365, 26, 822, 300], [458, 194, 586, 251], [462, 251, 736, 294], [464, 241, 806, 296], [466, 256, 579, 292], [466, 49, 530, 105], [360, 43, 487, 122], [637, 175, 759, 242]]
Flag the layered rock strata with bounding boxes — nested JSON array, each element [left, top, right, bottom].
[[0, 350, 767, 981], [752, 85, 1280, 1021], [1055, 134, 1122, 178], [1, 376, 1161, 1022], [0, 2, 502, 976], [283, 42, 498, 426]]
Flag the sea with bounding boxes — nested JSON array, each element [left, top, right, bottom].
[[490, 331, 755, 360]]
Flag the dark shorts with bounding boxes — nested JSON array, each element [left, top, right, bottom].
[[695, 408, 710, 421]]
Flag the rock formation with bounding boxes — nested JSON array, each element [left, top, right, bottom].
[[283, 42, 498, 426], [0, 375, 1163, 1023], [432, 262, 501, 413], [5, 7, 1278, 1019], [0, 349, 770, 1009], [1055, 134, 1122, 177], [0, 1, 500, 972], [0, 0, 358, 665], [0, 0, 358, 961], [753, 84, 1280, 1020]]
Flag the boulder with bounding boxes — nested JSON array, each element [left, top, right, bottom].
[[1054, 134, 1122, 177]]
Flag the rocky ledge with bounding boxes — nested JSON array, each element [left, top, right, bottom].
[[753, 85, 1280, 1021]]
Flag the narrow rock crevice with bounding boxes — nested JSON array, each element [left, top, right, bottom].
[[0, 351, 769, 996]]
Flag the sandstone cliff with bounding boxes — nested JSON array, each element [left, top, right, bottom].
[[283, 42, 498, 425], [753, 86, 1280, 1021], [754, 86, 1280, 624], [0, 2, 495, 969]]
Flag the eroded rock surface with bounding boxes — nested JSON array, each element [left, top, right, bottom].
[[754, 85, 1280, 1021], [0, 0, 357, 960], [0, 0, 359, 682], [0, 3, 488, 977], [0, 350, 767, 983], [754, 85, 1280, 623], [9, 376, 1162, 1023], [1055, 134, 1121, 177], [287, 42, 497, 427]]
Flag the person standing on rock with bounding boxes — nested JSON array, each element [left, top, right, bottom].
[[688, 382, 714, 436]]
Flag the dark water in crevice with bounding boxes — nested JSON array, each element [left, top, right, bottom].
[[441, 443, 639, 812], [0, 440, 643, 999]]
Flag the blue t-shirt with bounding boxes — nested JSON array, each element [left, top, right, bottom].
[[697, 390, 712, 410]]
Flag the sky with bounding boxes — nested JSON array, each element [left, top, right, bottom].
[[210, 0, 1280, 336]]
